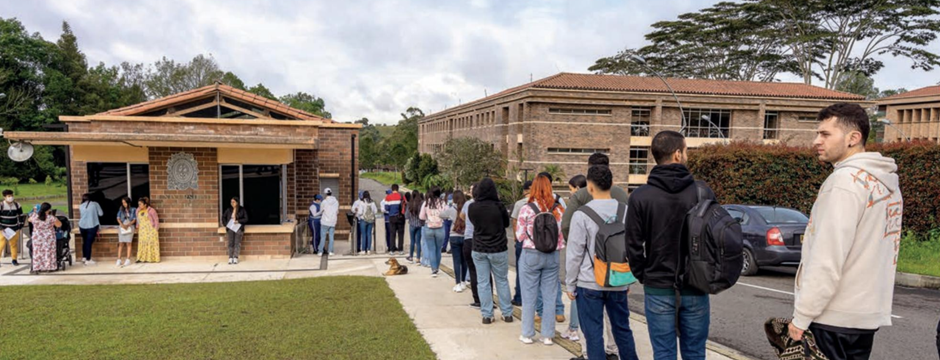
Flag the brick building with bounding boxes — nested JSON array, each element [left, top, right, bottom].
[[876, 85, 940, 143], [419, 73, 866, 191], [6, 83, 359, 259]]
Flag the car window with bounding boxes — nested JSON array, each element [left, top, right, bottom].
[[751, 207, 809, 224], [727, 208, 748, 225]]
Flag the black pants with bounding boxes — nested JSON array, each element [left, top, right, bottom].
[[463, 239, 492, 304], [79, 226, 99, 260], [936, 317, 939, 359], [809, 323, 875, 360], [388, 215, 405, 252]]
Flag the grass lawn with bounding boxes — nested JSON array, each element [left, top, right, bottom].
[[0, 277, 434, 360], [897, 235, 940, 278], [6, 183, 67, 199]]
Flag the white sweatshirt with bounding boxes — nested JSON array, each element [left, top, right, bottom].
[[319, 196, 340, 227], [792, 152, 903, 331]]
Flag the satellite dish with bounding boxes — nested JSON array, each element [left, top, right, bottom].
[[8, 142, 34, 162]]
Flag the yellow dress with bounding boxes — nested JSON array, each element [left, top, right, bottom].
[[136, 209, 160, 263]]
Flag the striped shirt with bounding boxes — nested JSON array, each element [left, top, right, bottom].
[[0, 201, 22, 229]]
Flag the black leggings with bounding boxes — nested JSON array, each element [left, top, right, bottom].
[[80, 226, 99, 260]]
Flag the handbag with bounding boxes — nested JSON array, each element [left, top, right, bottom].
[[119, 222, 134, 235]]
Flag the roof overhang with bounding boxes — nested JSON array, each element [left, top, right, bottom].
[[3, 131, 317, 149]]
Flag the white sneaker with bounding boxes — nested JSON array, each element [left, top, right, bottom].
[[542, 337, 553, 346], [319, 252, 325, 257], [233, 258, 238, 264], [357, 251, 363, 255], [86, 259, 96, 265], [519, 336, 534, 345], [457, 283, 466, 292], [116, 259, 122, 267], [329, 252, 335, 256], [124, 259, 131, 267], [561, 329, 580, 342], [228, 258, 233, 265]]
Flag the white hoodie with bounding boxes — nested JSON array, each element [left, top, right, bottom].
[[792, 152, 903, 331]]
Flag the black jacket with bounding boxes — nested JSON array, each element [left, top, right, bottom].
[[468, 178, 510, 253], [625, 163, 716, 290], [221, 207, 249, 231]]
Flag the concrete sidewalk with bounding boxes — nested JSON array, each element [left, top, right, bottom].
[[0, 253, 748, 360]]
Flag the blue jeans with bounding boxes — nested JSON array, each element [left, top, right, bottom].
[[537, 282, 565, 317], [520, 249, 560, 339], [450, 236, 467, 284], [442, 219, 452, 251], [645, 293, 710, 360], [472, 250, 513, 319], [421, 227, 429, 265], [318, 225, 335, 253], [513, 240, 523, 303], [359, 221, 374, 252], [424, 227, 445, 272], [569, 294, 580, 330], [308, 218, 321, 250], [408, 226, 422, 260], [576, 287, 639, 360]]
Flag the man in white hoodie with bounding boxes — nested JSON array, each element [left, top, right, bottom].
[[789, 103, 903, 360], [317, 188, 340, 256]]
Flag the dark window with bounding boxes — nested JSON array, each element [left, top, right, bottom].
[[631, 107, 651, 136], [627, 184, 641, 193], [87, 163, 149, 226], [751, 207, 809, 224], [726, 208, 748, 225], [219, 165, 282, 225], [547, 148, 610, 154], [548, 108, 612, 115], [764, 111, 779, 140], [629, 147, 649, 175], [683, 109, 731, 138]]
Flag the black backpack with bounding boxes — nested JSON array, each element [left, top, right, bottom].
[[680, 182, 744, 294], [526, 202, 560, 253]]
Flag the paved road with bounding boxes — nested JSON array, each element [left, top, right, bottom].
[[627, 266, 940, 360]]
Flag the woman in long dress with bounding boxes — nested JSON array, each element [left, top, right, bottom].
[[29, 203, 62, 272], [135, 197, 160, 263]]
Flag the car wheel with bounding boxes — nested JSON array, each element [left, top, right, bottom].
[[741, 248, 758, 276]]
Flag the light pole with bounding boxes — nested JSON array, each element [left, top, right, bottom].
[[877, 118, 911, 142], [700, 114, 726, 139], [631, 55, 687, 135]]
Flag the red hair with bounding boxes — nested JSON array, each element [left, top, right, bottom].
[[528, 175, 562, 220]]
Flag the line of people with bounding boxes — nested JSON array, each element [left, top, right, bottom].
[[397, 104, 901, 360]]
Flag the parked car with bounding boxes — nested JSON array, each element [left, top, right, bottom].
[[722, 205, 809, 276]]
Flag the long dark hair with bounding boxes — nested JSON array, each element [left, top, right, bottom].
[[230, 197, 240, 209], [363, 191, 372, 203], [38, 202, 51, 221], [138, 196, 151, 209], [426, 186, 443, 209], [81, 193, 91, 204], [120, 196, 133, 216], [408, 191, 424, 217]]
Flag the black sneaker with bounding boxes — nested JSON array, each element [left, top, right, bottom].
[[606, 354, 618, 360], [482, 317, 494, 325], [503, 316, 514, 323], [469, 302, 481, 309], [570, 357, 586, 360], [511, 300, 522, 307], [11, 260, 18, 266]]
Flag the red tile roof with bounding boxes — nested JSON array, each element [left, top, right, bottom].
[[430, 73, 865, 117], [879, 85, 940, 101], [99, 83, 332, 122]]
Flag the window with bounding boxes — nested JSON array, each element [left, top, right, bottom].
[[631, 107, 651, 136], [726, 208, 748, 225], [548, 108, 612, 115], [764, 111, 779, 140], [86, 163, 150, 226], [629, 147, 649, 175], [751, 207, 809, 224], [547, 148, 610, 154], [220, 164, 284, 225], [683, 108, 730, 138], [797, 113, 818, 122]]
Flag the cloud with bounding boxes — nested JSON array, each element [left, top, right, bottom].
[[3, 0, 937, 123]]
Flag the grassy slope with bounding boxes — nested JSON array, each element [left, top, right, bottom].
[[0, 276, 434, 360]]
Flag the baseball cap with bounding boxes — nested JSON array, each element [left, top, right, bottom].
[[324, 188, 332, 195]]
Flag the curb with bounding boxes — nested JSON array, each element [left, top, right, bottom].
[[896, 272, 940, 290]]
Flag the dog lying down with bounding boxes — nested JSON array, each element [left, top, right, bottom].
[[384, 257, 408, 276]]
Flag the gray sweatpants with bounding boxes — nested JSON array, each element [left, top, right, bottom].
[[227, 230, 244, 258]]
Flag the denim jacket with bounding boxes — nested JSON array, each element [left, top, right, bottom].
[[117, 207, 137, 225]]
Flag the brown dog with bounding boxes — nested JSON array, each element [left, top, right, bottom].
[[384, 257, 408, 276]]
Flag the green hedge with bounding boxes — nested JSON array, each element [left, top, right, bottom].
[[688, 141, 940, 238]]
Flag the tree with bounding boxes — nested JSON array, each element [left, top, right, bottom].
[[759, 0, 940, 89], [220, 71, 246, 90], [836, 71, 880, 100], [279, 92, 331, 118], [246, 83, 277, 101], [540, 164, 566, 184], [377, 107, 423, 170], [590, 2, 793, 81], [435, 137, 506, 190], [144, 54, 225, 98]]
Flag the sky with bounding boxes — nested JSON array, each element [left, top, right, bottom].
[[3, 0, 939, 124]]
